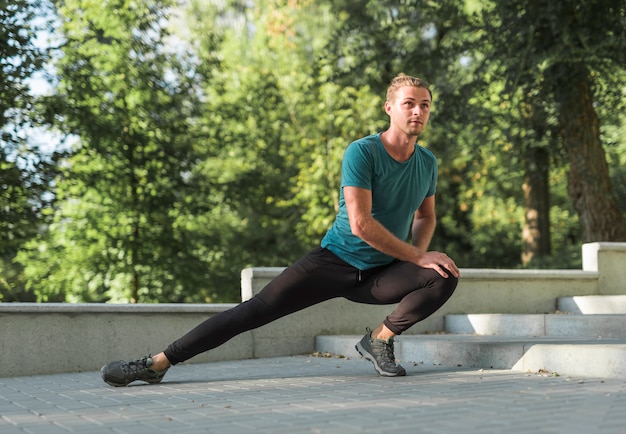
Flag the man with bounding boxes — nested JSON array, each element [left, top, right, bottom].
[[101, 74, 460, 386]]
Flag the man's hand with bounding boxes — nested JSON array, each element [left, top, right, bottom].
[[416, 251, 461, 279]]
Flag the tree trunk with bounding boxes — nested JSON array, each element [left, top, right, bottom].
[[549, 63, 626, 242], [522, 145, 551, 265]]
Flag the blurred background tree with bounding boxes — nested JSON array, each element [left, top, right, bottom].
[[0, 0, 60, 301], [1, 0, 624, 303], [17, 0, 220, 302]]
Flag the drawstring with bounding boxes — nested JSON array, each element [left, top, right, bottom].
[[358, 269, 362, 282]]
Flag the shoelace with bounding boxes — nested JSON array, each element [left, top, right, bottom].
[[123, 358, 150, 374], [378, 341, 397, 366]]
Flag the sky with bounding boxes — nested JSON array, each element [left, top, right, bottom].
[[20, 2, 74, 158]]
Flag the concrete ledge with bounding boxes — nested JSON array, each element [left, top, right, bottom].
[[511, 343, 626, 378], [0, 271, 605, 378], [558, 295, 626, 314], [2, 242, 625, 378], [445, 313, 626, 338], [457, 269, 596, 279], [582, 242, 626, 294], [316, 334, 626, 379], [443, 269, 597, 316], [0, 302, 236, 313], [239, 266, 600, 336], [0, 303, 250, 377]]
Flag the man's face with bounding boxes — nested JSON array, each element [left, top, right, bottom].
[[385, 86, 431, 137]]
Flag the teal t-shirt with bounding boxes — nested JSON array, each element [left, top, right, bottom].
[[320, 133, 438, 270]]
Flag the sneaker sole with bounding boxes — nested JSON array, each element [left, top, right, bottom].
[[100, 366, 166, 387], [100, 366, 134, 387], [355, 342, 406, 377]]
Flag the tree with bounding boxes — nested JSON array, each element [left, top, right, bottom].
[[0, 0, 58, 301], [14, 0, 624, 305], [180, 0, 328, 294], [18, 0, 219, 302], [485, 0, 626, 244]]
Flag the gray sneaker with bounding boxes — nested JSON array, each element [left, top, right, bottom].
[[101, 355, 168, 387], [355, 328, 406, 377]]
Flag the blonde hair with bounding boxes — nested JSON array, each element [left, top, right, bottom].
[[386, 73, 432, 103]]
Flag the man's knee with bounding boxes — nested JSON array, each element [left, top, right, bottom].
[[434, 272, 458, 300]]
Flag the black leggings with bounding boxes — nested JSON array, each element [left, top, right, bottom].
[[164, 247, 458, 364]]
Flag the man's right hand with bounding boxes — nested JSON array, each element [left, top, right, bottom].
[[416, 251, 460, 279]]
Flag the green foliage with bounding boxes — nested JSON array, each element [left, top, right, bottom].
[[5, 0, 626, 303], [0, 0, 43, 125], [289, 82, 386, 245], [477, 0, 626, 243], [18, 0, 222, 303], [193, 67, 308, 297], [180, 1, 322, 296], [0, 0, 59, 301]]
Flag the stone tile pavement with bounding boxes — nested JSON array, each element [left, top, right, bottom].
[[1, 355, 625, 434]]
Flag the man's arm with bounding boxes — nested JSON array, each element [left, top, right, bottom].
[[411, 195, 436, 252], [344, 186, 459, 278]]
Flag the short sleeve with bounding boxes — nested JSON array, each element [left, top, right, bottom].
[[427, 156, 438, 197], [341, 142, 373, 190]]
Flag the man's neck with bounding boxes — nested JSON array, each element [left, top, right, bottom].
[[380, 130, 418, 162]]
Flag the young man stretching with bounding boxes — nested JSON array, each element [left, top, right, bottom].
[[101, 74, 460, 386]]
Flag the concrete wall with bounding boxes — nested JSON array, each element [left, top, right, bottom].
[[582, 242, 626, 294], [1, 242, 623, 378], [0, 304, 250, 377]]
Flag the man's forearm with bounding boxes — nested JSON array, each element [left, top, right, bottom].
[[351, 214, 425, 265], [412, 215, 436, 252], [352, 210, 458, 279]]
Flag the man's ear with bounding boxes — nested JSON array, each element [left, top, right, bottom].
[[384, 100, 392, 115]]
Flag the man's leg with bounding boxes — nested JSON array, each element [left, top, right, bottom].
[[101, 247, 357, 386], [162, 247, 357, 365], [350, 260, 458, 334], [350, 261, 458, 376]]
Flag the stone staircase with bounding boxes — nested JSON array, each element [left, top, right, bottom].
[[316, 295, 626, 379]]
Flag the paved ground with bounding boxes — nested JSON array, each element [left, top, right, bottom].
[[1, 355, 625, 434]]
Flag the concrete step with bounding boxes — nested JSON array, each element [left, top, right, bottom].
[[315, 334, 626, 379], [444, 313, 626, 338], [557, 295, 626, 314], [315, 295, 626, 379]]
